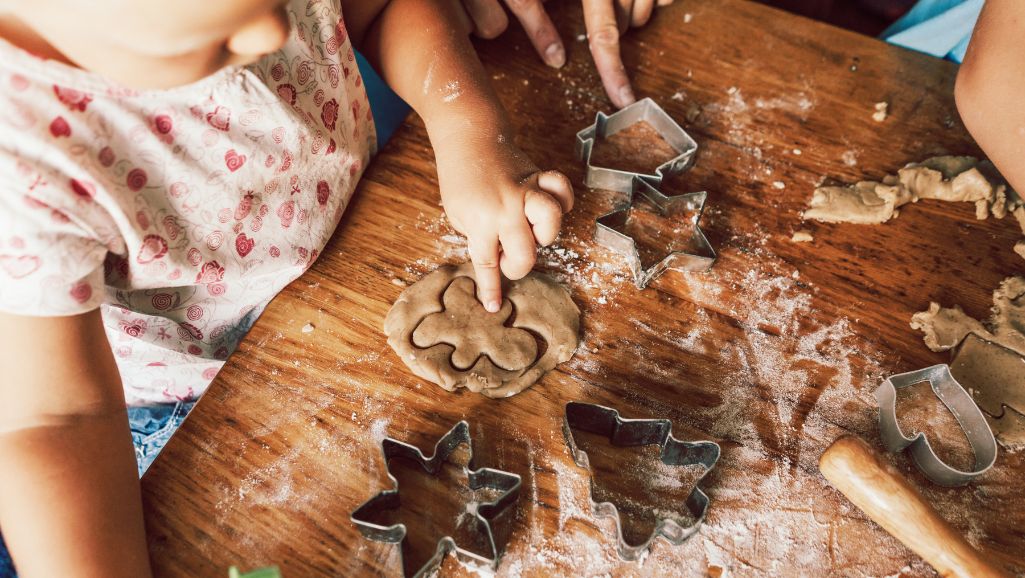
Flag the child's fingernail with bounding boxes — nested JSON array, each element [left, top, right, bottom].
[[618, 86, 636, 107], [544, 43, 566, 68], [486, 300, 501, 313]]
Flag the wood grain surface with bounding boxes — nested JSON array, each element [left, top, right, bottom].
[[141, 0, 1025, 576]]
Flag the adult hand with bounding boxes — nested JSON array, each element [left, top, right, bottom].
[[459, 0, 673, 108]]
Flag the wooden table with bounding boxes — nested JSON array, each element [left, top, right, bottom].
[[141, 0, 1025, 575]]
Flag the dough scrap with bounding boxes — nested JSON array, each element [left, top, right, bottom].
[[986, 407, 1025, 451], [911, 276, 1025, 448], [385, 263, 580, 398], [950, 334, 1025, 418], [910, 302, 987, 352], [804, 155, 1024, 235]]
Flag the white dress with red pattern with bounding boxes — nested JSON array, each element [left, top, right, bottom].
[[0, 0, 376, 405]]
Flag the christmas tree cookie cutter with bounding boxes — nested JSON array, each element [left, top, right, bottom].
[[350, 421, 522, 577], [562, 402, 720, 561], [575, 97, 698, 194], [875, 364, 997, 487], [577, 98, 715, 288]]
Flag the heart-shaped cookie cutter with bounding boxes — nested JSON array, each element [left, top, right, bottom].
[[562, 402, 720, 561], [875, 364, 998, 486]]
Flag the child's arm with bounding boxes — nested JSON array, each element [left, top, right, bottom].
[[0, 311, 152, 577], [348, 0, 574, 312], [955, 0, 1025, 194]]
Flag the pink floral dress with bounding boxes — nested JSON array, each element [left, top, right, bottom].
[[0, 0, 375, 405]]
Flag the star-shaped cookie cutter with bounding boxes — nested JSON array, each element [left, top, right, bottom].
[[577, 98, 715, 288], [595, 178, 716, 289], [562, 402, 720, 561], [875, 364, 997, 487], [576, 97, 698, 194], [350, 421, 522, 577]]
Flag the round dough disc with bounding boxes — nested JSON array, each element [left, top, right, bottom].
[[384, 263, 580, 398]]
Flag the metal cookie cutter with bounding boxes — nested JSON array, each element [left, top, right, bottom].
[[875, 364, 998, 487], [350, 421, 522, 577], [575, 97, 698, 194], [595, 179, 716, 289], [562, 402, 720, 561]]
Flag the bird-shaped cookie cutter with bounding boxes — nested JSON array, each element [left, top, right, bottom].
[[562, 402, 720, 561], [350, 421, 522, 577], [875, 364, 997, 487], [576, 98, 716, 288]]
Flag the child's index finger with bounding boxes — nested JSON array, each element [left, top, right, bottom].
[[469, 235, 503, 313]]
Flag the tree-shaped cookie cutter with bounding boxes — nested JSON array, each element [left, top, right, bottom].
[[575, 97, 698, 194], [576, 98, 715, 288], [875, 364, 997, 487], [350, 421, 522, 577], [562, 402, 720, 561]]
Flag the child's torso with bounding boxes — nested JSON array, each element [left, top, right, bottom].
[[0, 0, 375, 405]]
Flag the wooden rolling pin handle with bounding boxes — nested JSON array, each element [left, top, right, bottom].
[[819, 436, 1009, 578]]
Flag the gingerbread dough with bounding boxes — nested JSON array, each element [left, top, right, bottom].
[[911, 277, 1025, 449], [804, 155, 1025, 230], [385, 263, 580, 398]]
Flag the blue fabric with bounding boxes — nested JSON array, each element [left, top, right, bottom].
[[882, 0, 983, 63], [0, 401, 195, 576], [129, 401, 197, 476], [355, 51, 409, 147]]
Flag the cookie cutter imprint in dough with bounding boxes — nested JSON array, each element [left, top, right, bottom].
[[875, 364, 997, 487], [350, 421, 522, 578], [384, 263, 580, 398], [563, 402, 721, 561], [576, 97, 716, 288]]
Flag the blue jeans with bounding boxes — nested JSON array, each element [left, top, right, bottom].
[[0, 402, 195, 577]]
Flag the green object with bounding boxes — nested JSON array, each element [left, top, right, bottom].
[[228, 566, 282, 578]]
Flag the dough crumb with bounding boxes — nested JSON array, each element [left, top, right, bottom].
[[841, 150, 858, 167], [391, 278, 407, 287], [684, 12, 693, 23], [872, 101, 888, 122], [301, 322, 315, 333], [792, 148, 802, 155], [772, 181, 786, 190], [791, 230, 814, 243]]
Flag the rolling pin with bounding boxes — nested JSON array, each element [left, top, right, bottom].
[[819, 436, 1009, 578]]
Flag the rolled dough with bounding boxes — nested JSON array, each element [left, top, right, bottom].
[[384, 263, 580, 398]]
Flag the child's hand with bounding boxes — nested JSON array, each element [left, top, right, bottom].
[[434, 134, 574, 312]]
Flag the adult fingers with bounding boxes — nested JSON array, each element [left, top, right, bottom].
[[524, 189, 564, 246], [463, 0, 510, 39], [630, 0, 655, 27], [468, 234, 503, 312], [498, 217, 537, 279], [583, 0, 636, 108], [537, 170, 574, 213], [504, 0, 565, 67], [615, 0, 632, 34]]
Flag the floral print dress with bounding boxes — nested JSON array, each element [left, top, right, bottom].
[[0, 0, 376, 406]]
